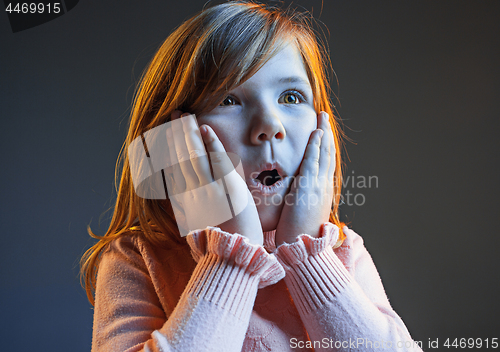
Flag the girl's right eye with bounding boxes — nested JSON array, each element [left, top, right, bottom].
[[219, 96, 237, 106]]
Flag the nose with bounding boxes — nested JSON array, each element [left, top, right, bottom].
[[249, 108, 286, 144]]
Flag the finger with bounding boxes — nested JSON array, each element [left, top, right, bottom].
[[180, 114, 213, 186], [200, 124, 236, 181], [326, 114, 336, 184], [299, 128, 323, 180], [166, 122, 186, 194], [318, 112, 332, 179], [171, 114, 200, 189]]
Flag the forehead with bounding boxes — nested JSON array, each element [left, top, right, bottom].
[[240, 43, 311, 89]]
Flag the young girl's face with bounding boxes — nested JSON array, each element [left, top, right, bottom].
[[197, 43, 318, 232]]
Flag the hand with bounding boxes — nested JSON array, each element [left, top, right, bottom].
[[274, 111, 335, 246], [166, 111, 263, 245]]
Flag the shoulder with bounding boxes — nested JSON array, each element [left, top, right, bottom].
[[101, 231, 192, 273], [335, 227, 366, 260], [95, 232, 181, 303], [101, 232, 150, 267], [94, 233, 161, 312], [334, 226, 374, 278], [340, 226, 365, 248], [97, 233, 154, 288], [103, 232, 140, 254], [335, 226, 391, 305]]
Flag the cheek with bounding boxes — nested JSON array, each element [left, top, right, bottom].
[[291, 113, 317, 147], [202, 120, 241, 154]]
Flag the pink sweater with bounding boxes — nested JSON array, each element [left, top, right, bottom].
[[92, 223, 423, 351]]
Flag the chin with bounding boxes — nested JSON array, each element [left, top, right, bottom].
[[255, 199, 284, 232]]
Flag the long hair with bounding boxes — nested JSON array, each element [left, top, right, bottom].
[[80, 0, 346, 305]]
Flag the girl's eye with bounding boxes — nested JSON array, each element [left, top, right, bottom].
[[219, 96, 237, 106], [280, 91, 303, 104]]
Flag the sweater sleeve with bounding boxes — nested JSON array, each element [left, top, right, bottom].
[[91, 228, 284, 352], [274, 223, 423, 352]]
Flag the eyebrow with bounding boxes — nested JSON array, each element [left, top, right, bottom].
[[277, 76, 310, 86]]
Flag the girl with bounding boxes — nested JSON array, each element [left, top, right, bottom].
[[81, 1, 423, 351]]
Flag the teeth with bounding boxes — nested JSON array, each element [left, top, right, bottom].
[[256, 169, 281, 186]]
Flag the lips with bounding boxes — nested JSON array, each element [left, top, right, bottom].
[[250, 162, 285, 182], [248, 162, 289, 195], [256, 169, 281, 186]]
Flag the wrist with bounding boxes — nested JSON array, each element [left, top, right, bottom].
[[275, 225, 321, 247]]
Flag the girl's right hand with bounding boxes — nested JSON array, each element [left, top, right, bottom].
[[166, 111, 263, 245]]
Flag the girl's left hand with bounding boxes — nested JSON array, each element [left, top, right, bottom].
[[275, 111, 336, 246]]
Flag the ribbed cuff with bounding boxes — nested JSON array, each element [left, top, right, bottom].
[[263, 229, 277, 253], [185, 227, 285, 318], [274, 223, 352, 315]]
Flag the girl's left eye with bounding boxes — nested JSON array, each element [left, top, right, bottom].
[[219, 96, 237, 106], [280, 91, 303, 104]]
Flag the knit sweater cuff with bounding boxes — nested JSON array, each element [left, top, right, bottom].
[[263, 229, 277, 252], [274, 223, 352, 315], [186, 227, 284, 312]]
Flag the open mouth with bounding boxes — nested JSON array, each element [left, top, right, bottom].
[[255, 169, 282, 186]]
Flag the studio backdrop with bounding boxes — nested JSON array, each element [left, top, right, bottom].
[[1, 1, 499, 350]]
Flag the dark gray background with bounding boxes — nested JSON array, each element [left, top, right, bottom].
[[1, 1, 499, 351]]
